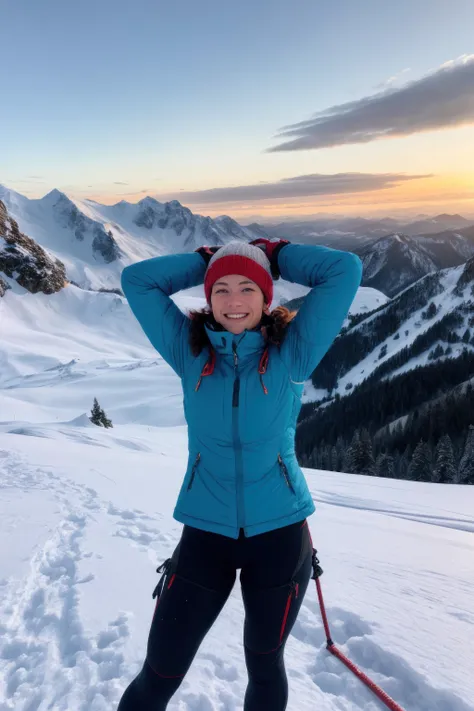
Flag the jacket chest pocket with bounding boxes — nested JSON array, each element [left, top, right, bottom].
[[187, 452, 201, 491]]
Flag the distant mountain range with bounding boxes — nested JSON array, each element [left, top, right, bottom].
[[256, 213, 474, 298], [257, 213, 474, 247]]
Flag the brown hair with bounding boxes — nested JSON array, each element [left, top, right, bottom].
[[188, 306, 297, 357]]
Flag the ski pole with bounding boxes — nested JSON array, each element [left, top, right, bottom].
[[312, 550, 407, 711]]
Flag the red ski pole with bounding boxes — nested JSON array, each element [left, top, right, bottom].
[[311, 550, 407, 711]]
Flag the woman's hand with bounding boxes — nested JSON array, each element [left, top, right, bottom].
[[194, 245, 221, 266], [249, 238, 290, 280]]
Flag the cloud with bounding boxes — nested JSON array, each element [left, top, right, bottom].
[[269, 54, 474, 151], [118, 188, 150, 195], [10, 177, 45, 184], [376, 67, 411, 90], [114, 181, 129, 185], [169, 172, 430, 204]]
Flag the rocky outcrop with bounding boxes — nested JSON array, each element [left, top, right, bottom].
[[0, 200, 66, 294], [92, 227, 121, 263], [0, 275, 10, 297], [454, 254, 474, 296]]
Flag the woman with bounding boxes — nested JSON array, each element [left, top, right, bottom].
[[118, 238, 362, 710]]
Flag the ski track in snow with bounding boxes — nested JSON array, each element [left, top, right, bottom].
[[0, 448, 472, 711], [312, 490, 474, 533]]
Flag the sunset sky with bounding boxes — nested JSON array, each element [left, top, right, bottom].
[[2, 0, 474, 220]]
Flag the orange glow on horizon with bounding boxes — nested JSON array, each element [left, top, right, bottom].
[[79, 172, 474, 219]]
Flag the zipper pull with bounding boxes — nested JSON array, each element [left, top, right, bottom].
[[232, 342, 238, 369]]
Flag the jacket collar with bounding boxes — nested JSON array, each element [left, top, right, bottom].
[[205, 323, 266, 357]]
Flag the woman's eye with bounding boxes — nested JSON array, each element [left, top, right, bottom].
[[214, 287, 254, 294]]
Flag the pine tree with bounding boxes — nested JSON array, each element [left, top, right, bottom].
[[353, 428, 377, 475], [456, 425, 474, 484], [90, 398, 103, 426], [408, 440, 432, 482], [342, 429, 360, 473], [321, 443, 331, 471], [432, 434, 456, 483], [89, 397, 113, 428], [330, 444, 340, 472], [376, 452, 395, 478], [334, 436, 345, 471], [101, 409, 113, 428], [309, 448, 319, 469]]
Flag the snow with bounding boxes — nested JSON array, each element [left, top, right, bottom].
[[1, 270, 474, 711], [348, 286, 388, 316]]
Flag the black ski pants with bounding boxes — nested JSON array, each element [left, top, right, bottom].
[[117, 519, 313, 710]]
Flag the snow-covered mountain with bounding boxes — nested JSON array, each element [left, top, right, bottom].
[[320, 256, 474, 396], [358, 233, 439, 297], [357, 231, 474, 297], [0, 185, 265, 291]]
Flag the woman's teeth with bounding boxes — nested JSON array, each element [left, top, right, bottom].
[[226, 314, 248, 319]]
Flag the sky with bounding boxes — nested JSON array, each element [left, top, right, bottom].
[[1, 0, 474, 220]]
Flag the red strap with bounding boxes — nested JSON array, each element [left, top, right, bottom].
[[258, 347, 269, 374], [195, 348, 216, 391], [201, 348, 216, 376]]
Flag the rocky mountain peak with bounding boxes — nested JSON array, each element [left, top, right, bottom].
[[0, 200, 67, 295]]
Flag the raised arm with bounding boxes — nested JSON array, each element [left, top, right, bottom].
[[121, 252, 206, 377], [278, 243, 362, 383]]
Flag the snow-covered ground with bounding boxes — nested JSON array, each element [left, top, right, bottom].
[[1, 275, 473, 711]]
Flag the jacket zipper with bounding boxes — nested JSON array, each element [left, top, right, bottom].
[[187, 452, 201, 491], [232, 341, 244, 531], [278, 453, 295, 494]]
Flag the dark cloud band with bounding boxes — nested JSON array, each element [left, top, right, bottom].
[[169, 172, 430, 204], [269, 55, 474, 152]]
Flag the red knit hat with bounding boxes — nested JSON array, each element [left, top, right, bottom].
[[204, 241, 273, 306]]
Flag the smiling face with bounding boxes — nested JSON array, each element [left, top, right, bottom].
[[210, 274, 268, 334]]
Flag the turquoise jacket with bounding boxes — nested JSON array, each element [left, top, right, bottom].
[[121, 244, 362, 539]]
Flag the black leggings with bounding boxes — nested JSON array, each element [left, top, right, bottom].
[[117, 519, 313, 710]]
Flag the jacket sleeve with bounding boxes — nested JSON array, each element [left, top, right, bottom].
[[278, 244, 363, 383], [121, 252, 206, 377]]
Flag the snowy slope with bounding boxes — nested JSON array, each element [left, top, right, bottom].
[[1, 269, 474, 711]]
